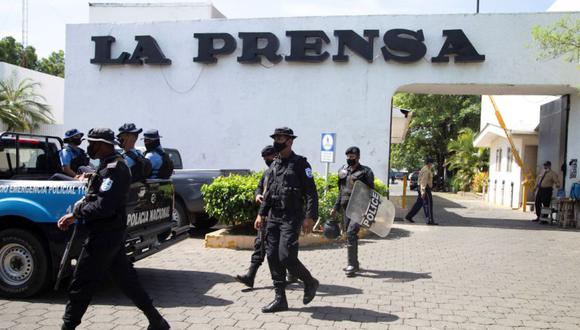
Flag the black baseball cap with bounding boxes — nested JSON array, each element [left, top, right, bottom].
[[261, 145, 276, 156]]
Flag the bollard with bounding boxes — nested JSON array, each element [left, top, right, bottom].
[[402, 176, 408, 209]]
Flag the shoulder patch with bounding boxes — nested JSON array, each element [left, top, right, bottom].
[[100, 178, 114, 192], [305, 168, 313, 178], [107, 161, 118, 169]]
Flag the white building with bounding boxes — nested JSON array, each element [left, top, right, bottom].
[[474, 95, 559, 208], [0, 62, 65, 137], [88, 2, 225, 23], [64, 4, 580, 185]]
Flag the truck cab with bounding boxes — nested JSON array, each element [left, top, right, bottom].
[[0, 132, 178, 298]]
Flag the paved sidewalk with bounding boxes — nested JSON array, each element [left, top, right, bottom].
[[2, 193, 580, 329]]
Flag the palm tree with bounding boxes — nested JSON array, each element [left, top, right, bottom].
[[0, 76, 54, 132], [446, 128, 488, 191]]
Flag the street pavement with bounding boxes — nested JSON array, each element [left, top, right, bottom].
[[2, 192, 580, 329]]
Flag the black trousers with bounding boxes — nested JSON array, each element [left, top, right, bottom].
[[535, 187, 553, 218], [343, 215, 360, 246], [63, 231, 157, 328], [406, 187, 434, 223], [266, 218, 313, 288]]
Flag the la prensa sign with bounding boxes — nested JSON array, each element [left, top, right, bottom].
[[90, 29, 485, 66]]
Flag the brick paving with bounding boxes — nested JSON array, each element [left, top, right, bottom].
[[2, 193, 580, 329]]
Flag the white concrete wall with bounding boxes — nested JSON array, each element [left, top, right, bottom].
[[566, 94, 580, 194], [0, 62, 64, 137], [89, 2, 225, 23], [488, 136, 523, 208], [65, 12, 580, 181]]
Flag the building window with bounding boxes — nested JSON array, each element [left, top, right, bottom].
[[507, 148, 513, 172], [496, 148, 502, 172]]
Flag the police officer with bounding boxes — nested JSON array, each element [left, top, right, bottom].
[[405, 157, 438, 225], [118, 123, 151, 182], [533, 160, 560, 223], [59, 129, 90, 177], [236, 145, 299, 288], [330, 146, 375, 277], [57, 128, 169, 330], [143, 129, 166, 179], [254, 127, 319, 313]]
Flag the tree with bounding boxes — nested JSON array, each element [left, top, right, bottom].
[[38, 50, 65, 78], [445, 128, 488, 191], [532, 17, 580, 64], [0, 36, 39, 70], [0, 76, 54, 132], [392, 93, 481, 184]]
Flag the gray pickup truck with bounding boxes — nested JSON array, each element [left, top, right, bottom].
[[164, 149, 250, 229]]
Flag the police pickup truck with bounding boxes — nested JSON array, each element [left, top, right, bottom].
[[0, 132, 178, 298]]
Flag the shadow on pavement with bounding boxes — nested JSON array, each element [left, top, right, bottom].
[[28, 268, 234, 308], [252, 282, 363, 296], [365, 227, 412, 241], [299, 306, 399, 323], [396, 193, 580, 232], [356, 269, 432, 282]]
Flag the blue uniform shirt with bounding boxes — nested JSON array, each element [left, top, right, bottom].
[[59, 145, 82, 167], [145, 147, 164, 178], [122, 148, 144, 169]]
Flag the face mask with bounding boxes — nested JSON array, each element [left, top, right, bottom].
[[347, 159, 357, 167], [70, 138, 82, 146], [265, 159, 274, 167], [273, 141, 287, 152], [87, 144, 98, 159]]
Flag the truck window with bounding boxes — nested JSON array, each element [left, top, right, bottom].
[[0, 148, 17, 178], [0, 141, 60, 179]]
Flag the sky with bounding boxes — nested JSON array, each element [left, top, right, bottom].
[[0, 0, 559, 57]]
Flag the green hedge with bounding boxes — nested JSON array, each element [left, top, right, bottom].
[[201, 171, 388, 226]]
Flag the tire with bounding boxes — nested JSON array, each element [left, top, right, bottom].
[[172, 200, 190, 228], [0, 229, 49, 298], [192, 213, 219, 229]]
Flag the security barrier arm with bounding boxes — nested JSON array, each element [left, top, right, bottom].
[[488, 96, 534, 211]]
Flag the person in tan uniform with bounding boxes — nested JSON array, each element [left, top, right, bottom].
[[533, 161, 560, 223], [405, 157, 438, 225]]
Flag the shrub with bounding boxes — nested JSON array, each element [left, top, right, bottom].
[[471, 171, 489, 193], [200, 172, 262, 226], [202, 171, 388, 225]]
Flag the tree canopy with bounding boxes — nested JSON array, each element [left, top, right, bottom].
[[532, 17, 580, 64], [391, 93, 482, 182], [0, 36, 64, 77]]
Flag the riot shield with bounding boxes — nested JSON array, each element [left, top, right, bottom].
[[345, 181, 395, 238]]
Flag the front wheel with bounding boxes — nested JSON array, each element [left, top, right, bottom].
[[0, 229, 49, 298], [172, 200, 190, 228]]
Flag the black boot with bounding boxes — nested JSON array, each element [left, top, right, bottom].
[[286, 272, 299, 284], [303, 278, 319, 305], [345, 242, 359, 277], [262, 286, 288, 313], [147, 318, 170, 330], [142, 305, 170, 330], [61, 324, 75, 330], [236, 263, 260, 288]]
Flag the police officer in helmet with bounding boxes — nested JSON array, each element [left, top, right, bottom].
[[255, 127, 320, 313], [59, 129, 90, 177], [57, 128, 169, 330], [143, 129, 169, 179], [118, 123, 151, 182], [330, 146, 375, 277]]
